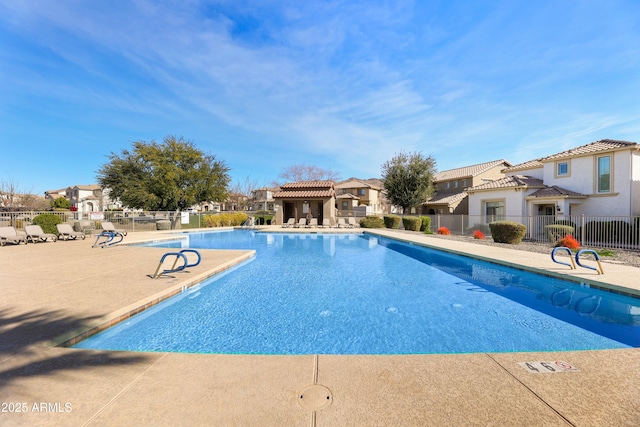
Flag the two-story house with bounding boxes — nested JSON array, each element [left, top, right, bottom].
[[334, 178, 385, 217], [249, 187, 279, 212], [467, 139, 640, 221], [423, 159, 512, 215]]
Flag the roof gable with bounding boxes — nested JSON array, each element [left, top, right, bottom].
[[467, 175, 545, 191], [273, 180, 336, 199], [527, 185, 587, 198], [335, 178, 382, 190], [504, 139, 638, 173], [434, 159, 511, 182], [540, 139, 638, 162]]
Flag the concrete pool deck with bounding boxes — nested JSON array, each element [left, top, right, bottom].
[[0, 227, 638, 426]]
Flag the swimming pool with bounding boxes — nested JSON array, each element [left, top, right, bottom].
[[74, 230, 640, 354]]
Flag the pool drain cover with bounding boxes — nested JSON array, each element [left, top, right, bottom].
[[297, 384, 332, 411]]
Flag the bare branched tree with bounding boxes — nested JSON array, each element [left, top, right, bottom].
[[229, 176, 267, 210], [0, 177, 49, 210], [271, 164, 341, 187]]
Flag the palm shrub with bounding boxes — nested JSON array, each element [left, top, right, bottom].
[[402, 216, 422, 231], [489, 221, 526, 244], [383, 214, 401, 229], [32, 213, 62, 235], [360, 215, 385, 228]]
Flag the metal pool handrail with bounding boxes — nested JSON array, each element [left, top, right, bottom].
[[152, 249, 201, 278], [551, 247, 576, 269], [575, 249, 604, 275]]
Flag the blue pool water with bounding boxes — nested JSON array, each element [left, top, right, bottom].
[[75, 230, 640, 354]]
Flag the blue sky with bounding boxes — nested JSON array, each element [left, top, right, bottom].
[[2, 1, 640, 196]]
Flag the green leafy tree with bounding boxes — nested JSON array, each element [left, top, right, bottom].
[[97, 136, 230, 220], [51, 197, 72, 210], [381, 151, 436, 214]]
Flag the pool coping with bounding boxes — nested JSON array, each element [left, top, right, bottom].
[[363, 229, 640, 299], [52, 249, 256, 348]]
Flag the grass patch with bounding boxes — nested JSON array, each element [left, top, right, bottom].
[[596, 249, 616, 257]]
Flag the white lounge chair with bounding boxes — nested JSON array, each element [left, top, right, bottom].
[[101, 221, 128, 236], [306, 218, 318, 228], [337, 218, 347, 228], [320, 218, 331, 228], [282, 218, 295, 228], [294, 218, 307, 228], [56, 223, 86, 240], [348, 217, 359, 228], [0, 226, 27, 246], [24, 225, 57, 243]]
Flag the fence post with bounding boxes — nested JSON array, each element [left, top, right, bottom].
[[580, 214, 585, 245]]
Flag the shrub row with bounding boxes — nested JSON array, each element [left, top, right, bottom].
[[360, 215, 385, 228], [203, 212, 248, 227]]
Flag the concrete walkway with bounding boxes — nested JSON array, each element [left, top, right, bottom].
[[0, 228, 638, 426]]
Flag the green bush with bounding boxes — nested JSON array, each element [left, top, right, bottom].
[[360, 215, 385, 228], [544, 224, 574, 244], [419, 216, 431, 232], [383, 214, 401, 229], [402, 216, 422, 231], [489, 221, 526, 244], [51, 198, 71, 210], [32, 213, 62, 235]]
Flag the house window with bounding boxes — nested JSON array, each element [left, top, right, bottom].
[[484, 200, 505, 220], [341, 201, 349, 210], [597, 155, 611, 193], [462, 179, 467, 187], [445, 182, 450, 189], [556, 161, 569, 177], [357, 189, 365, 196], [453, 181, 459, 188]]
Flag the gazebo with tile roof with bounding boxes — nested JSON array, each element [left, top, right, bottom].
[[273, 181, 336, 226]]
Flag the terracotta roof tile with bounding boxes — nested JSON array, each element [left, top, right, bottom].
[[541, 139, 638, 161], [281, 180, 334, 189], [335, 178, 383, 190], [504, 139, 638, 173], [468, 175, 544, 191], [434, 159, 511, 182], [528, 186, 587, 198], [503, 159, 544, 173], [273, 190, 335, 199], [336, 193, 359, 200], [424, 191, 468, 205]]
